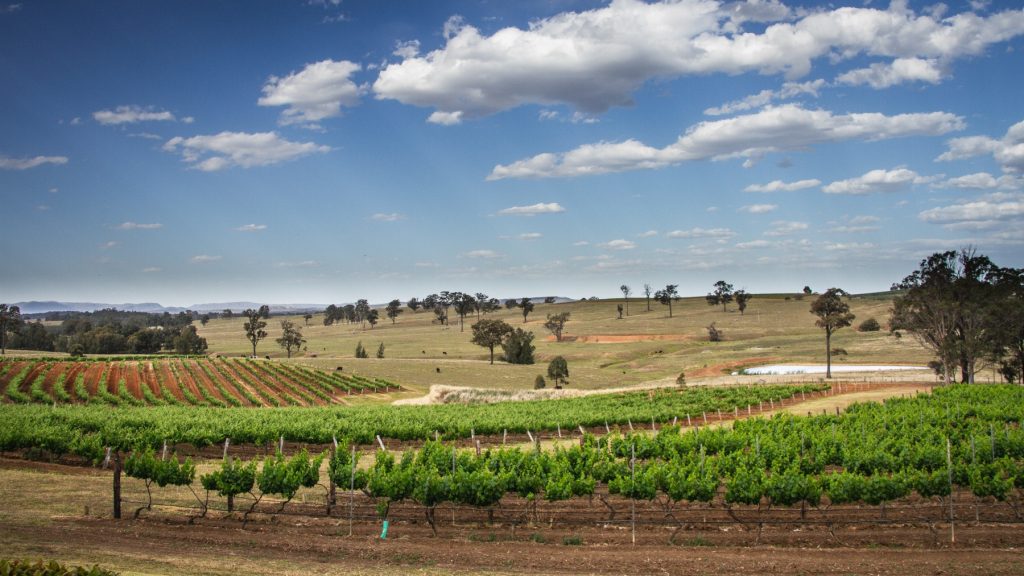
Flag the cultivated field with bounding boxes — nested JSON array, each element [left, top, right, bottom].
[[197, 294, 936, 399]]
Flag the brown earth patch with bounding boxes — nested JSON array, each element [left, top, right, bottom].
[[689, 357, 778, 378], [123, 362, 143, 400]]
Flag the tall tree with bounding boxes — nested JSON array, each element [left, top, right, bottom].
[[890, 249, 1000, 384], [620, 284, 632, 316], [303, 313, 313, 326], [366, 309, 379, 329], [543, 312, 571, 342], [258, 305, 271, 319], [276, 320, 305, 358], [0, 304, 22, 354], [504, 299, 518, 310], [547, 356, 569, 388], [734, 290, 752, 315], [643, 283, 652, 311], [706, 280, 734, 312], [519, 298, 535, 323], [385, 299, 403, 324], [222, 309, 233, 319], [474, 293, 489, 320], [173, 325, 208, 355], [654, 285, 679, 318], [422, 294, 438, 312], [199, 314, 210, 326], [243, 308, 268, 357], [433, 305, 448, 326], [451, 292, 476, 332], [471, 319, 513, 364], [991, 267, 1024, 384], [354, 299, 371, 329], [407, 297, 421, 313], [323, 304, 339, 326], [810, 288, 855, 379]]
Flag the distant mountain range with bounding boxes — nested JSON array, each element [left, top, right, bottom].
[[14, 297, 576, 315]]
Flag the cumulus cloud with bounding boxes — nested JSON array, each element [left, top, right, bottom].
[[937, 119, 1024, 173], [637, 230, 659, 238], [764, 220, 808, 236], [93, 105, 179, 125], [836, 57, 945, 89], [666, 227, 735, 239], [518, 232, 543, 240], [488, 105, 963, 180], [463, 249, 501, 259], [736, 239, 771, 249], [744, 178, 821, 193], [739, 203, 778, 213], [117, 222, 163, 230], [235, 223, 267, 232], [374, 1, 1024, 122], [933, 172, 1002, 190], [275, 260, 319, 268], [823, 168, 932, 194], [258, 59, 363, 127], [163, 131, 330, 171], [497, 202, 566, 215], [704, 79, 826, 116], [601, 239, 637, 250], [0, 155, 68, 170], [371, 213, 406, 222], [191, 254, 222, 263], [919, 192, 1024, 227]]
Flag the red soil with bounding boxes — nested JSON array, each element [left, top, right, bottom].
[[139, 362, 163, 400], [171, 360, 214, 403], [17, 362, 50, 395], [123, 362, 143, 400], [155, 361, 188, 403], [218, 360, 288, 407], [81, 363, 106, 396], [689, 357, 778, 378], [187, 360, 249, 406]]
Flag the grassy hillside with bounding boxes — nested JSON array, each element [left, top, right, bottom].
[[197, 294, 932, 398]]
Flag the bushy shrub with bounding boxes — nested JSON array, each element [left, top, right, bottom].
[[858, 318, 882, 332]]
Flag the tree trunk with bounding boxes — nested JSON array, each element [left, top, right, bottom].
[[228, 493, 234, 513], [489, 347, 494, 365], [668, 301, 673, 318], [825, 329, 832, 379]]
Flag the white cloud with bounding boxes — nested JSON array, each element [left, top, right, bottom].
[[764, 220, 808, 236], [744, 178, 821, 192], [518, 232, 543, 240], [497, 202, 566, 216], [601, 239, 637, 250], [374, 1, 1024, 122], [735, 239, 771, 249], [142, 267, 162, 273], [636, 230, 658, 238], [463, 249, 501, 259], [823, 168, 931, 194], [117, 222, 163, 230], [393, 40, 421, 59], [937, 119, 1024, 173], [371, 213, 407, 222], [163, 131, 330, 171], [704, 79, 826, 116], [36, 204, 49, 211], [101, 241, 118, 249], [572, 240, 590, 246], [191, 255, 222, 263], [235, 223, 267, 232], [258, 60, 363, 127], [836, 57, 944, 89], [933, 172, 1001, 190], [0, 155, 68, 170], [666, 227, 735, 239], [93, 105, 178, 125], [488, 105, 964, 180], [919, 192, 1024, 227], [824, 242, 875, 251], [739, 203, 778, 214]]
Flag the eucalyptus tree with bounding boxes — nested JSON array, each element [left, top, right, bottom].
[[810, 288, 855, 379]]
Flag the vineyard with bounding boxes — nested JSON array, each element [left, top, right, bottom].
[[0, 383, 825, 454], [107, 384, 1024, 542], [0, 358, 399, 408]]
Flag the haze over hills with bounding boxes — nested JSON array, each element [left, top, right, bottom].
[[14, 297, 577, 315]]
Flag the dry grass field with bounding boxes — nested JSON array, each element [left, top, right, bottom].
[[197, 294, 935, 402]]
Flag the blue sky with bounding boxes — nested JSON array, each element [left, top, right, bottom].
[[2, 0, 1023, 306]]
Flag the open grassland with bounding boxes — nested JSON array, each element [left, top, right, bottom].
[[197, 294, 934, 400]]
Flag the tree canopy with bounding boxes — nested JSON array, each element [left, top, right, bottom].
[[810, 288, 855, 379]]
